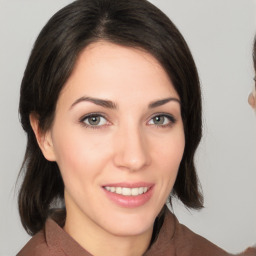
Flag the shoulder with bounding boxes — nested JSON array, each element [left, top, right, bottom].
[[16, 218, 89, 256], [236, 247, 256, 256], [175, 220, 256, 255], [175, 221, 227, 254], [16, 229, 50, 256], [17, 218, 65, 256], [168, 211, 229, 255], [145, 209, 229, 256]]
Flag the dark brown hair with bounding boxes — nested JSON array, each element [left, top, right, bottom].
[[18, 0, 203, 235]]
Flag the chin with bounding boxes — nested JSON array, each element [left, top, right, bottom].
[[103, 211, 156, 237]]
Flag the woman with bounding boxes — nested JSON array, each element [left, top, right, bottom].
[[16, 0, 253, 255]]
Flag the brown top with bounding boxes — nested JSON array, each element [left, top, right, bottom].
[[17, 210, 256, 256]]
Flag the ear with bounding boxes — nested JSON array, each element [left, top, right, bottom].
[[29, 113, 57, 161]]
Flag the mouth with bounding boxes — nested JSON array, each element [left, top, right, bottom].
[[103, 186, 149, 196], [102, 183, 154, 208]]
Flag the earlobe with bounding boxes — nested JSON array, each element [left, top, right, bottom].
[[29, 113, 56, 161]]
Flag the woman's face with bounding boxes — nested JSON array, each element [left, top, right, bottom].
[[43, 41, 185, 237]]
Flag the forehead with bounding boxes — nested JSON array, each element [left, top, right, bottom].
[[59, 41, 178, 103]]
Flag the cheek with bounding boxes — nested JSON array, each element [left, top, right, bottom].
[[51, 125, 110, 179], [51, 131, 110, 201], [152, 130, 185, 182], [156, 131, 185, 165], [150, 131, 185, 206]]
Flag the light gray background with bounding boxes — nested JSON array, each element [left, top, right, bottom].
[[0, 0, 256, 255]]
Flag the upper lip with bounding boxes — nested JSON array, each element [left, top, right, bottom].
[[102, 182, 154, 188]]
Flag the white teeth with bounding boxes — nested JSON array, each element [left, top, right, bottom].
[[104, 186, 149, 196], [131, 188, 138, 196], [123, 187, 132, 196], [116, 187, 122, 194]]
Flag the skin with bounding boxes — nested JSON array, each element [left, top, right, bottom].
[[30, 41, 185, 256], [248, 77, 256, 110]]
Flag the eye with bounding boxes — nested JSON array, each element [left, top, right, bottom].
[[148, 114, 176, 127], [81, 114, 108, 127]]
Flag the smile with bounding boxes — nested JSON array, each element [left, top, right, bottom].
[[104, 186, 149, 196], [102, 183, 154, 207]]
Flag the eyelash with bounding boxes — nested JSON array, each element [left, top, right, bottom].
[[79, 113, 110, 129], [148, 113, 177, 128], [79, 113, 177, 129]]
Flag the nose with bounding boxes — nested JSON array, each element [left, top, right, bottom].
[[113, 125, 151, 172]]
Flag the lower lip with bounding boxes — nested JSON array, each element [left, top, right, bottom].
[[102, 186, 154, 208]]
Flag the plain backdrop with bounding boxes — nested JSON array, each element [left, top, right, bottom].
[[0, 0, 256, 255]]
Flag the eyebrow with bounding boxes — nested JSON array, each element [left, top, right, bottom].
[[148, 97, 180, 108], [70, 96, 117, 110], [70, 96, 180, 110]]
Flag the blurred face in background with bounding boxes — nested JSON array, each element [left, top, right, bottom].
[[248, 77, 256, 110]]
